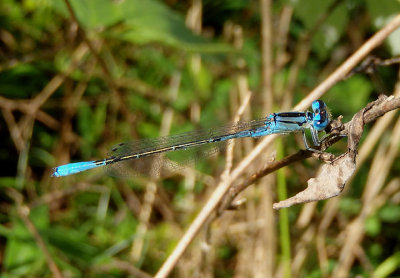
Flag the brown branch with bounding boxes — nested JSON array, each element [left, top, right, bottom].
[[217, 95, 400, 211], [96, 258, 153, 278], [274, 95, 400, 209], [347, 55, 400, 77]]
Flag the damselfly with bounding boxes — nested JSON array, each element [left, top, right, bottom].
[[52, 100, 329, 178]]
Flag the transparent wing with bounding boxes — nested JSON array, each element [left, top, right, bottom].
[[105, 140, 228, 178], [105, 118, 268, 178]]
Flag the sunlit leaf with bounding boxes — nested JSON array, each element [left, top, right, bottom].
[[291, 0, 349, 58], [367, 0, 400, 55]]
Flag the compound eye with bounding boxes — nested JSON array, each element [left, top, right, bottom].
[[312, 100, 326, 113]]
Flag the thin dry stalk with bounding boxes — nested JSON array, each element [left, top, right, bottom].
[[291, 224, 317, 276], [257, 6, 278, 274], [155, 89, 253, 278], [199, 90, 252, 277], [96, 258, 153, 278], [333, 116, 400, 277], [130, 72, 181, 262], [252, 176, 276, 278], [275, 6, 293, 72], [260, 0, 274, 112]]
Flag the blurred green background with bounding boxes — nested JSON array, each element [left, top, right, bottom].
[[1, 0, 400, 277]]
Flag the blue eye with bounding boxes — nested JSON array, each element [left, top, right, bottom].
[[312, 100, 326, 113], [311, 100, 329, 131]]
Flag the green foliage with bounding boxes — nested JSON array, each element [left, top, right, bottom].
[[0, 64, 51, 98], [3, 206, 48, 276], [52, 0, 232, 52], [365, 214, 381, 236], [379, 204, 400, 223], [328, 75, 373, 120], [77, 99, 108, 157], [293, 0, 349, 58], [374, 252, 400, 278], [367, 0, 400, 54], [340, 197, 362, 215]]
